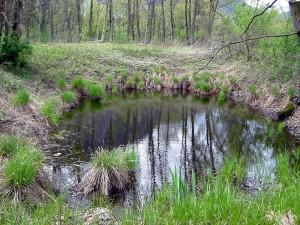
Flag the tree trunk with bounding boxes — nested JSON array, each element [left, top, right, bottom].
[[101, 3, 109, 42], [0, 0, 5, 36], [185, 0, 190, 45], [191, 0, 199, 44], [89, 0, 93, 39], [40, 0, 48, 41], [135, 0, 140, 41], [49, 0, 55, 41], [160, 0, 166, 42], [12, 0, 23, 38], [127, 0, 132, 41], [289, 0, 300, 42], [76, 0, 82, 41], [145, 0, 155, 44], [170, 0, 175, 40]]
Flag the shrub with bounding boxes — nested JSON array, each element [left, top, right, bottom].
[[248, 84, 257, 95], [61, 91, 76, 103], [13, 89, 30, 107], [4, 148, 44, 188], [57, 78, 66, 89], [0, 135, 27, 157], [72, 76, 85, 90], [194, 81, 212, 92], [87, 83, 104, 98], [40, 99, 60, 125], [287, 86, 296, 98], [0, 36, 32, 66]]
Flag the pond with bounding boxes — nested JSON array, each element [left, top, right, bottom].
[[46, 92, 297, 207]]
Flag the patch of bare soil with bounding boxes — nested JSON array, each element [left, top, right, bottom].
[[0, 89, 50, 146], [285, 107, 300, 142]]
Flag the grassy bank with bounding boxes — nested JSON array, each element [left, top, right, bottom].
[[1, 152, 299, 225]]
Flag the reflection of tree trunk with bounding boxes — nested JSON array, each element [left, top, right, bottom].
[[148, 109, 156, 195], [157, 107, 163, 185], [108, 115, 113, 149], [124, 108, 131, 144], [191, 108, 196, 174], [181, 106, 188, 179], [206, 113, 216, 173], [132, 109, 138, 142]]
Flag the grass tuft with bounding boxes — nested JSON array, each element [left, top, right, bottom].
[[61, 91, 76, 103], [86, 83, 105, 99], [194, 81, 212, 92], [72, 76, 85, 90], [57, 78, 66, 89], [0, 135, 27, 157], [13, 89, 30, 107], [40, 99, 60, 125], [92, 149, 136, 171], [4, 148, 44, 188]]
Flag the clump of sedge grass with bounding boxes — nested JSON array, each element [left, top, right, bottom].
[[194, 81, 212, 92], [0, 135, 27, 157], [271, 85, 279, 96], [74, 148, 136, 197], [72, 76, 85, 90], [61, 91, 76, 103], [217, 91, 226, 103], [248, 84, 257, 95], [86, 83, 104, 99], [288, 86, 296, 98], [57, 78, 66, 89], [4, 148, 44, 188], [13, 89, 30, 107], [0, 146, 50, 203], [40, 99, 60, 125]]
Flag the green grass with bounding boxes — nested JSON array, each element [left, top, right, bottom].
[[4, 148, 44, 188], [248, 84, 257, 95], [13, 89, 30, 107], [61, 91, 76, 103], [120, 67, 129, 79], [92, 149, 137, 171], [122, 154, 300, 225], [154, 77, 161, 85], [0, 135, 27, 157], [40, 99, 60, 125], [217, 90, 226, 103], [72, 76, 85, 90], [288, 86, 296, 98], [0, 196, 80, 225], [57, 78, 66, 89], [271, 85, 279, 96], [194, 81, 212, 92], [86, 83, 105, 98]]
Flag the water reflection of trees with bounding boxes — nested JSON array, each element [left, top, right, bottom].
[[59, 98, 296, 199]]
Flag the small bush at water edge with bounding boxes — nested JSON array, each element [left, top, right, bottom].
[[194, 81, 212, 92], [87, 83, 104, 99], [40, 99, 60, 125]]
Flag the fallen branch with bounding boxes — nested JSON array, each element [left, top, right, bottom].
[[197, 31, 300, 72]]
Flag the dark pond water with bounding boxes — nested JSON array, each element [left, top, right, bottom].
[[46, 93, 297, 207]]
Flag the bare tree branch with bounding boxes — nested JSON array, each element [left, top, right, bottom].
[[242, 0, 278, 36], [197, 31, 300, 72]]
